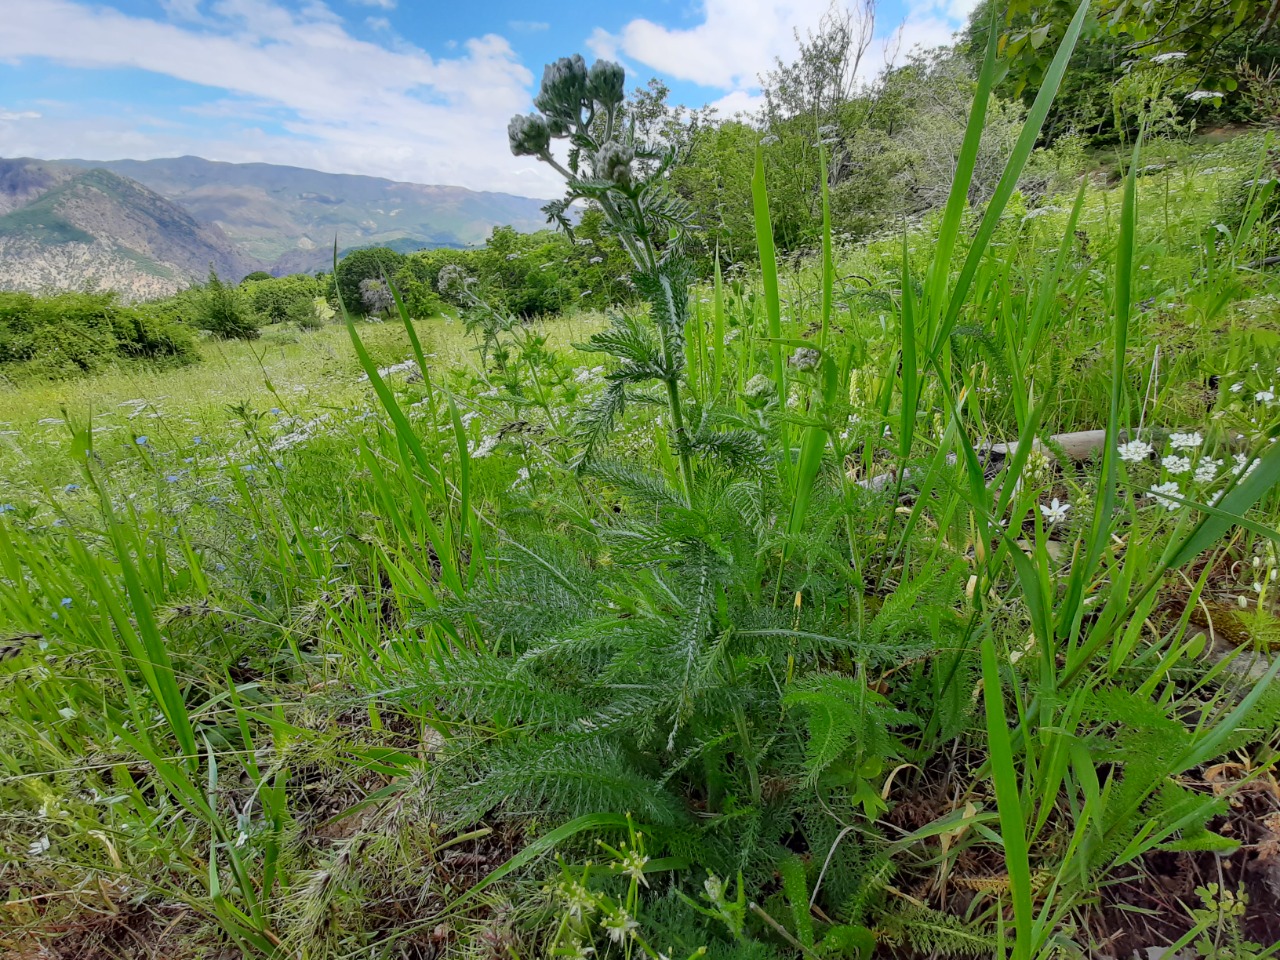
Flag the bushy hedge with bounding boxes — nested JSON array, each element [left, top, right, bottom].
[[384, 212, 633, 320], [0, 291, 199, 379]]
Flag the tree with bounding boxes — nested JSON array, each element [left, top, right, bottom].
[[973, 0, 1280, 135], [195, 269, 258, 340], [334, 247, 406, 315]]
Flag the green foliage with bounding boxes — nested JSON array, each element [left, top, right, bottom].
[[9, 21, 1280, 960], [967, 0, 1280, 144], [0, 290, 198, 378], [240, 272, 321, 324], [334, 246, 406, 315], [192, 269, 259, 339]]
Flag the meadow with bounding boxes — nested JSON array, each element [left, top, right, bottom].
[[4, 32, 1280, 960]]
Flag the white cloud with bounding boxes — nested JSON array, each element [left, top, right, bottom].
[[0, 109, 42, 121], [593, 0, 971, 108], [366, 15, 390, 30], [352, 0, 395, 9], [508, 20, 550, 32], [592, 0, 839, 91], [708, 90, 764, 117], [0, 0, 564, 196]]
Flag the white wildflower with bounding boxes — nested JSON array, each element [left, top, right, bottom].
[[557, 880, 595, 921], [470, 435, 499, 459], [1257, 389, 1276, 404], [1151, 51, 1187, 64], [1040, 498, 1070, 524], [1168, 432, 1203, 450], [1193, 458, 1222, 483], [602, 911, 638, 944], [1234, 453, 1259, 477], [1117, 439, 1153, 462], [1230, 381, 1244, 393], [28, 835, 50, 857], [619, 848, 650, 886], [1161, 454, 1192, 475], [1150, 481, 1182, 511], [1185, 90, 1224, 101]]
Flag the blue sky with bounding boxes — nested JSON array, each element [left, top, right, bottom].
[[0, 0, 976, 197]]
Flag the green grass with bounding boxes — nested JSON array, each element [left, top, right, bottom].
[[2, 105, 1280, 960]]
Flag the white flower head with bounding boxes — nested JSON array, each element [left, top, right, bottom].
[[1234, 453, 1259, 477], [1040, 498, 1070, 524], [557, 880, 595, 921], [1162, 454, 1192, 475], [1256, 389, 1275, 404], [1230, 381, 1245, 394], [1168, 432, 1203, 450], [470, 435, 500, 459], [619, 848, 650, 886], [602, 910, 638, 944], [27, 835, 50, 858], [1193, 458, 1222, 483], [1118, 439, 1153, 463], [1151, 480, 1182, 511]]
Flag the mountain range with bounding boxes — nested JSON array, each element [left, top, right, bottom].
[[0, 156, 550, 300]]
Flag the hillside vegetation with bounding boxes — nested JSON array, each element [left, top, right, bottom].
[[2, 7, 1280, 960], [0, 156, 556, 298]]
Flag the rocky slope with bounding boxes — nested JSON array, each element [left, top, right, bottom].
[[0, 164, 251, 299], [60, 156, 550, 274]]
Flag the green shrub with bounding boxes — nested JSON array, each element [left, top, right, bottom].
[[0, 291, 198, 379], [241, 273, 320, 324], [335, 247, 406, 315], [195, 270, 259, 340]]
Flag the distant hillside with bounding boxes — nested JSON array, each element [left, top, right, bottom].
[[60, 156, 549, 274], [0, 163, 248, 300], [0, 158, 79, 216]]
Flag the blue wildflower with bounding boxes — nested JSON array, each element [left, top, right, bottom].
[[0, 504, 14, 514], [64, 484, 80, 493], [60, 598, 72, 608], [166, 474, 181, 483], [269, 407, 281, 415], [135, 436, 148, 446], [192, 436, 203, 445]]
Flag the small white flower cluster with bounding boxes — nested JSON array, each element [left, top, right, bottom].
[[1117, 439, 1153, 463], [1150, 480, 1182, 511], [470, 435, 500, 458]]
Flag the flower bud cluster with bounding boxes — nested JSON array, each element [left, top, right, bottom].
[[507, 55, 627, 162]]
